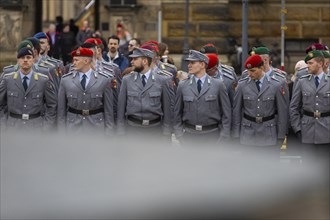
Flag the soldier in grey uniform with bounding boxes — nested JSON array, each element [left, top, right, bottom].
[[204, 53, 236, 106], [294, 43, 329, 83], [173, 50, 231, 145], [117, 48, 173, 140], [290, 50, 330, 146], [232, 54, 288, 148], [0, 47, 57, 130], [57, 48, 114, 135]]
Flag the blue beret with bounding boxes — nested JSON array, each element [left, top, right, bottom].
[[17, 47, 34, 58], [33, 32, 48, 40]]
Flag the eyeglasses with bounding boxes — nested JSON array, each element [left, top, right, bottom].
[[128, 44, 134, 47]]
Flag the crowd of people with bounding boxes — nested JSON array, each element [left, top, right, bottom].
[[0, 26, 329, 160]]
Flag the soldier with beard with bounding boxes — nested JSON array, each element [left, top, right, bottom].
[[117, 48, 172, 141]]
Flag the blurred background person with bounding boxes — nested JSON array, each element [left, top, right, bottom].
[[158, 42, 175, 65], [46, 23, 61, 59], [76, 20, 92, 46], [60, 23, 76, 65], [116, 23, 132, 55]]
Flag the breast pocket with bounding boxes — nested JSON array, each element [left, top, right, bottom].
[[262, 96, 275, 109], [149, 91, 161, 106], [243, 95, 255, 109], [323, 91, 330, 107], [302, 91, 311, 104], [127, 91, 138, 107], [31, 92, 43, 106], [205, 95, 217, 112], [7, 91, 19, 106], [66, 92, 78, 107], [91, 92, 103, 107], [183, 96, 194, 112]]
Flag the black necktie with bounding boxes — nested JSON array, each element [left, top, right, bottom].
[[315, 76, 319, 88], [81, 74, 87, 90], [197, 79, 202, 93], [142, 75, 146, 87], [22, 76, 28, 91], [256, 80, 261, 92]]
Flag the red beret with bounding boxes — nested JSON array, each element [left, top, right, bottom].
[[84, 38, 102, 46], [206, 53, 219, 69], [141, 44, 159, 53], [144, 40, 158, 46], [305, 43, 326, 54], [71, 48, 93, 57], [244, 54, 263, 69]]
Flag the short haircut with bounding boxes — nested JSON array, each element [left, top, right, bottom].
[[108, 35, 120, 44], [131, 38, 141, 46]]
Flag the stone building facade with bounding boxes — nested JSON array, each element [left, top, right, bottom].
[[1, 0, 329, 72]]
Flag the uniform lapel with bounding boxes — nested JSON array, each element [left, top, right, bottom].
[[142, 72, 154, 93], [189, 77, 199, 97], [198, 75, 211, 98], [25, 72, 37, 95], [134, 72, 144, 91], [72, 72, 84, 91], [14, 74, 25, 93], [258, 77, 270, 97], [316, 74, 327, 92], [85, 71, 97, 91]]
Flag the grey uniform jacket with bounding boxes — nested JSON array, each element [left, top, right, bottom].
[[0, 71, 57, 129], [290, 73, 330, 144], [173, 75, 232, 140], [232, 75, 288, 146], [57, 70, 114, 135], [117, 71, 173, 135], [213, 68, 236, 107]]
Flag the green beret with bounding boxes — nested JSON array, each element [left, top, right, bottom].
[[322, 51, 330, 59], [304, 50, 324, 63], [251, 47, 270, 55], [17, 40, 34, 52]]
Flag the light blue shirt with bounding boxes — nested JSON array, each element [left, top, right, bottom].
[[19, 71, 33, 87], [79, 69, 93, 88], [315, 72, 324, 84], [256, 74, 265, 90], [194, 74, 207, 87], [140, 69, 151, 81]]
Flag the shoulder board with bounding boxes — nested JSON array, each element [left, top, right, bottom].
[[222, 72, 234, 80], [111, 63, 119, 68], [103, 65, 114, 72], [297, 66, 308, 72], [3, 65, 14, 70], [62, 72, 74, 78], [36, 72, 48, 78], [43, 61, 55, 67], [273, 68, 287, 76], [4, 72, 17, 78], [271, 75, 280, 82], [241, 69, 248, 75], [221, 64, 234, 71], [299, 74, 311, 79], [238, 76, 249, 82], [99, 71, 112, 78], [102, 61, 112, 68], [274, 72, 285, 78]]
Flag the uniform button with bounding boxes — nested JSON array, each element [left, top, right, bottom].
[[24, 105, 27, 107], [23, 122, 26, 124], [258, 99, 260, 101], [83, 93, 86, 95], [83, 101, 86, 103], [83, 117, 85, 120], [24, 97, 27, 99], [316, 96, 318, 98], [257, 114, 260, 116], [257, 106, 260, 108], [316, 103, 318, 105], [70, 95, 72, 97], [96, 94, 99, 97]]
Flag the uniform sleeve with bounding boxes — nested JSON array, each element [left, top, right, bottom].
[[275, 82, 289, 139], [232, 82, 243, 138], [173, 82, 184, 138], [57, 79, 67, 130], [0, 76, 7, 122], [104, 77, 115, 136], [161, 77, 174, 136], [43, 80, 57, 130], [289, 79, 303, 134], [219, 80, 232, 140], [117, 76, 128, 135]]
